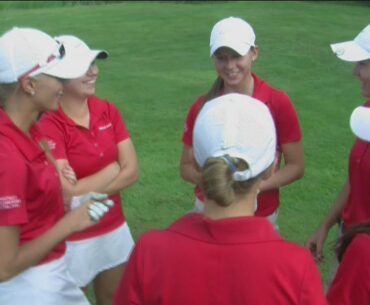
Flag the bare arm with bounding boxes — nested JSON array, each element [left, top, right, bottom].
[[0, 201, 105, 282], [57, 160, 120, 197], [60, 139, 139, 197], [259, 141, 304, 192], [179, 144, 202, 186], [103, 138, 139, 196], [306, 181, 350, 262]]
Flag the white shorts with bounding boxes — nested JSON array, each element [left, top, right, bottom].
[[0, 256, 90, 305], [65, 222, 135, 287]]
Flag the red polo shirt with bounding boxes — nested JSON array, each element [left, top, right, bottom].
[[343, 101, 370, 228], [115, 213, 327, 305], [0, 110, 65, 264], [182, 74, 302, 216], [38, 96, 130, 240], [327, 233, 370, 305]]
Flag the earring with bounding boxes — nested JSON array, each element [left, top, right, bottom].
[[30, 91, 35, 96]]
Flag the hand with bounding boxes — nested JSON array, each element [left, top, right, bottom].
[[64, 192, 114, 233], [63, 193, 73, 213], [88, 201, 112, 222], [62, 164, 77, 185], [306, 226, 329, 263], [71, 192, 113, 210], [85, 193, 113, 222]]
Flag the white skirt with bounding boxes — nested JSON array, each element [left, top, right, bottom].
[[0, 256, 90, 305], [65, 222, 135, 287]]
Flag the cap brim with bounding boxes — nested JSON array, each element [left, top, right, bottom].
[[350, 106, 370, 141], [95, 50, 108, 59], [331, 41, 370, 62], [210, 39, 252, 56], [43, 49, 108, 79], [42, 56, 87, 79]]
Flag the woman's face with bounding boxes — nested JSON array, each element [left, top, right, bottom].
[[31, 74, 64, 112], [64, 62, 99, 99], [213, 47, 257, 91], [353, 59, 370, 98]]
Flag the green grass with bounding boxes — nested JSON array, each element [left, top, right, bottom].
[[1, 0, 369, 301]]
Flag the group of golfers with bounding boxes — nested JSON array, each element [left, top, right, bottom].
[[0, 14, 369, 305]]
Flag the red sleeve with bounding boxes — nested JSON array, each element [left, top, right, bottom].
[[114, 241, 144, 305], [108, 102, 130, 144], [182, 96, 206, 146], [327, 234, 370, 305], [37, 115, 67, 160], [273, 91, 302, 145], [300, 253, 328, 305], [0, 142, 28, 225]]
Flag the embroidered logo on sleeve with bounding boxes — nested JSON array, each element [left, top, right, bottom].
[[0, 196, 22, 209]]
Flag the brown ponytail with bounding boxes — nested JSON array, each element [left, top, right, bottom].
[[201, 156, 261, 207], [203, 76, 224, 104]]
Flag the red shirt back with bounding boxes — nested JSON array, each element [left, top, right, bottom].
[[115, 214, 327, 305]]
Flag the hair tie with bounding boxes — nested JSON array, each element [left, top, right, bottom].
[[220, 155, 237, 173]]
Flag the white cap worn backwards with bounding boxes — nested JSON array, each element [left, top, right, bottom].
[[193, 93, 276, 181]]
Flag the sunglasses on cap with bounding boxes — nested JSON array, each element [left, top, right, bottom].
[[18, 42, 66, 80]]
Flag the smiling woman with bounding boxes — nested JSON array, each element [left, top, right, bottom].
[[28, 75, 65, 112], [306, 24, 370, 300], [180, 16, 304, 230], [0, 27, 114, 305], [37, 35, 139, 305]]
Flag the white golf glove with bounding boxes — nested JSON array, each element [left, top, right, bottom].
[[70, 192, 114, 222]]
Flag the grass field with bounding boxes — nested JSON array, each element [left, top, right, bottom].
[[1, 0, 369, 301]]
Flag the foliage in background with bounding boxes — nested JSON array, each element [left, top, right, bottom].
[[0, 1, 123, 10], [0, 1, 369, 300]]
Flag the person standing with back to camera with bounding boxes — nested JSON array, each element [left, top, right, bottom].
[[180, 16, 304, 229], [306, 24, 370, 286], [38, 35, 139, 305], [114, 93, 327, 305], [0, 27, 113, 305]]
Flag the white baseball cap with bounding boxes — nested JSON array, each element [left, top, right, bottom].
[[331, 24, 370, 62], [54, 35, 108, 78], [210, 17, 256, 56], [193, 93, 276, 181], [350, 105, 370, 141], [0, 27, 88, 83]]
